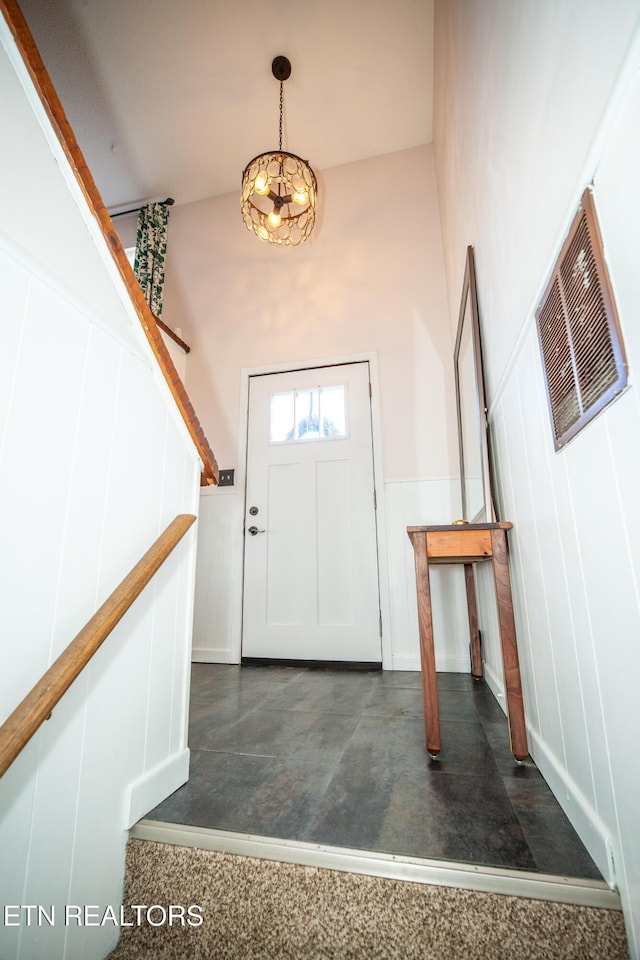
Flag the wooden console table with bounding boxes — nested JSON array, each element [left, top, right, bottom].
[[407, 522, 528, 762]]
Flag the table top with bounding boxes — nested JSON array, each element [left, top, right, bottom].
[[407, 522, 512, 533]]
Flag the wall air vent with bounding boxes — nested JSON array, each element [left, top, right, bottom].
[[535, 188, 627, 450]]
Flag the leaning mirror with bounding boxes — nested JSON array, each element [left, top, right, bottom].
[[454, 246, 495, 523]]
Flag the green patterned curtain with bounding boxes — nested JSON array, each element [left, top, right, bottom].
[[133, 202, 169, 317]]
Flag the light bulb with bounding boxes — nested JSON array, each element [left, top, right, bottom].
[[292, 188, 308, 206], [254, 171, 269, 195], [268, 208, 282, 228]]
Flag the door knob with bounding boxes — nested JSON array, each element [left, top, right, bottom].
[[248, 525, 265, 536]]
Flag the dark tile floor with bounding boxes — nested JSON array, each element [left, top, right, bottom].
[[146, 663, 602, 878]]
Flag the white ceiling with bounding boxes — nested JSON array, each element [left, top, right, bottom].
[[19, 0, 434, 212]]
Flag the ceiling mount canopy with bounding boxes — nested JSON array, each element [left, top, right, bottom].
[[241, 56, 317, 246]]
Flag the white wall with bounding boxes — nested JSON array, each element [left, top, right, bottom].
[[162, 145, 469, 667], [433, 2, 640, 954], [121, 236, 189, 383], [0, 20, 201, 960], [164, 145, 456, 481]]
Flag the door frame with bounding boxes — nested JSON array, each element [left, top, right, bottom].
[[230, 351, 392, 669]]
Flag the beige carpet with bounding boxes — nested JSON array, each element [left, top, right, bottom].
[[108, 839, 628, 959]]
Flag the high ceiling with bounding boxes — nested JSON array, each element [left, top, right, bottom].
[[19, 0, 434, 213]]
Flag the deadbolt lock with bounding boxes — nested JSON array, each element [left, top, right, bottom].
[[249, 506, 259, 515]]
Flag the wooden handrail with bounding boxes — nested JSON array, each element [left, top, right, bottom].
[[0, 514, 196, 779], [0, 0, 217, 485], [154, 314, 191, 354]]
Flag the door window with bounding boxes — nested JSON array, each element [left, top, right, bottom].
[[270, 385, 347, 443]]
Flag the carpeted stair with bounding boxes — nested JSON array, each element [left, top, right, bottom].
[[108, 838, 629, 959]]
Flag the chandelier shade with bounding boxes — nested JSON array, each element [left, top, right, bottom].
[[241, 57, 317, 245], [241, 150, 317, 246]]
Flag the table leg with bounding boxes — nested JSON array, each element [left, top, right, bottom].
[[464, 563, 483, 679], [490, 529, 528, 761], [411, 532, 440, 757]]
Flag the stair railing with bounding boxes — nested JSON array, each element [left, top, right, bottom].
[[0, 514, 196, 779]]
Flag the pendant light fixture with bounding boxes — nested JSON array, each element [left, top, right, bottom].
[[241, 56, 317, 246]]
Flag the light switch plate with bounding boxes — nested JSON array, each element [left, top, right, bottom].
[[218, 469, 235, 487]]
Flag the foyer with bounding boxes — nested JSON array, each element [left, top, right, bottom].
[[145, 663, 603, 881]]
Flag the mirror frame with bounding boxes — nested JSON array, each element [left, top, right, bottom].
[[453, 245, 495, 523]]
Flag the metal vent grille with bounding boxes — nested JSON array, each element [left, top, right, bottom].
[[535, 189, 627, 450]]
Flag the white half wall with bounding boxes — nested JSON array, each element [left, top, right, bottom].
[[192, 486, 242, 663]]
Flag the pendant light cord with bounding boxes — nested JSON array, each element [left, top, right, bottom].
[[279, 81, 284, 151]]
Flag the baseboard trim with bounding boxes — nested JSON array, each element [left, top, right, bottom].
[[131, 820, 621, 911], [391, 657, 470, 673], [191, 648, 232, 663], [390, 657, 421, 671], [525, 726, 613, 885], [126, 751, 189, 828], [482, 660, 506, 712]]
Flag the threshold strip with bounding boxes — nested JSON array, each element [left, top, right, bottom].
[[131, 820, 620, 911]]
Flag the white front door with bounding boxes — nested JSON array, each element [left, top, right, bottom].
[[242, 362, 381, 664]]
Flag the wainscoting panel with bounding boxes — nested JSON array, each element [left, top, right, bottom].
[[481, 319, 640, 883], [192, 488, 242, 662]]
